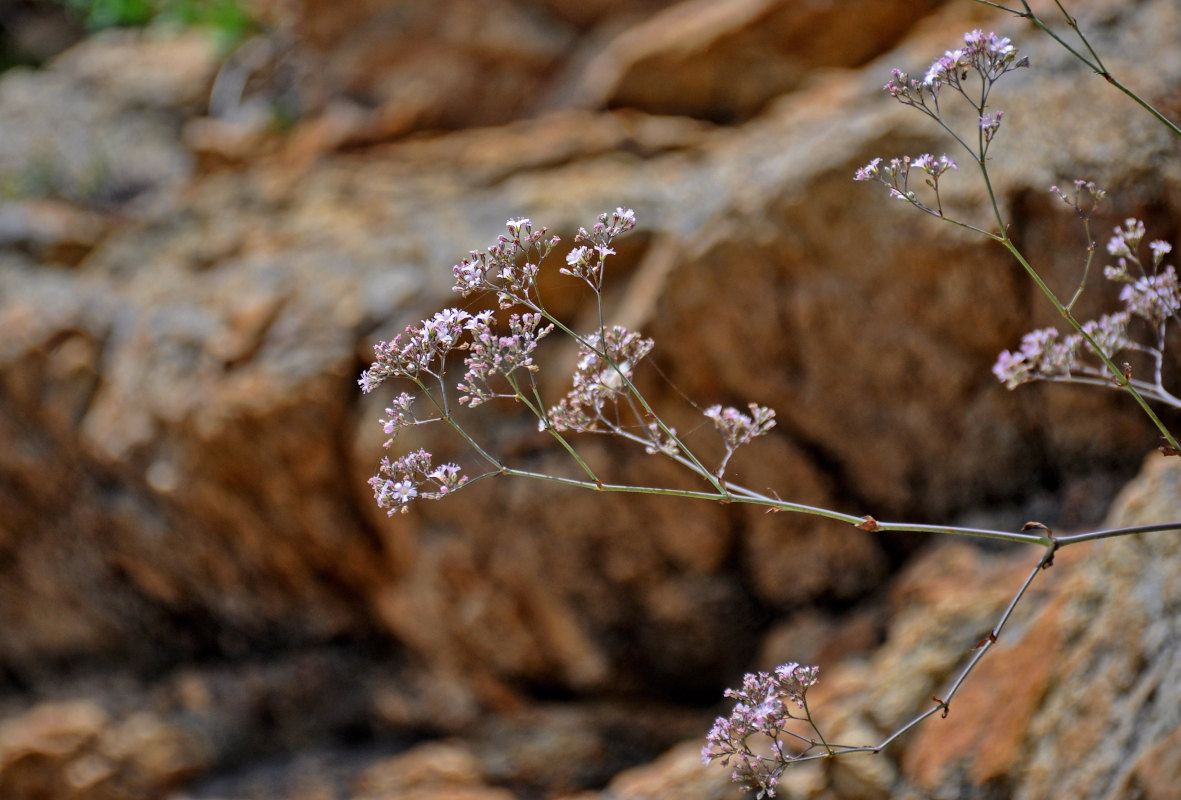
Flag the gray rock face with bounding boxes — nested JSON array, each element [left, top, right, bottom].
[[0, 28, 217, 208]]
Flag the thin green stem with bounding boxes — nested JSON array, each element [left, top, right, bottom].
[[1050, 0, 1103, 66], [874, 520, 1047, 546], [925, 110, 1178, 447], [801, 695, 833, 756], [492, 279, 729, 496], [911, 10, 1176, 445], [482, 417, 1180, 545], [493, 462, 1181, 550], [1064, 215, 1096, 312], [535, 305, 730, 497], [1102, 75, 1181, 138], [415, 378, 504, 469], [998, 240, 1181, 450], [1057, 521, 1181, 546], [972, 0, 1181, 138], [973, 0, 1021, 13], [972, 143, 1008, 236], [498, 467, 859, 522], [508, 373, 603, 484], [1027, 373, 1181, 410], [912, 198, 999, 237], [499, 469, 728, 502]]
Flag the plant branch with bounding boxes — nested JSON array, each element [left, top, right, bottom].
[[972, 0, 1181, 138]]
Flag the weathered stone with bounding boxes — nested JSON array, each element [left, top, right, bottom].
[[546, 0, 945, 121], [3, 0, 1175, 702], [1008, 455, 1181, 800], [520, 0, 680, 29], [0, 1, 83, 65], [590, 739, 733, 800], [0, 699, 211, 800], [276, 0, 577, 130], [351, 740, 512, 800], [0, 0, 1180, 798], [52, 27, 220, 111], [1124, 723, 1181, 800], [0, 28, 215, 208], [761, 455, 1181, 800], [468, 701, 707, 794], [0, 200, 108, 264]]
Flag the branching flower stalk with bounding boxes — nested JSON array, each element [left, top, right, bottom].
[[359, 208, 1088, 541], [702, 18, 1181, 796], [358, 17, 1181, 799], [703, 536, 1061, 798], [361, 207, 1181, 798], [1053, 179, 1105, 312], [854, 28, 1181, 451], [994, 210, 1181, 409]]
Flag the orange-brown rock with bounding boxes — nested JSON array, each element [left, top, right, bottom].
[[574, 455, 1181, 800], [0, 0, 1179, 797], [0, 700, 211, 800], [352, 740, 515, 800]]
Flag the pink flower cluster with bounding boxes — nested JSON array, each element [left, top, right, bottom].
[[702, 663, 821, 798], [458, 311, 554, 407], [360, 210, 642, 511], [705, 403, 776, 451], [562, 207, 638, 291], [546, 325, 654, 433], [860, 30, 1029, 204], [358, 308, 475, 391], [1118, 268, 1181, 324], [378, 392, 416, 447], [994, 213, 1179, 389], [1102, 218, 1179, 322], [923, 29, 1025, 88], [979, 110, 1004, 142], [992, 325, 1091, 387], [451, 208, 636, 306], [1049, 180, 1107, 219], [854, 153, 958, 203], [369, 449, 467, 515], [358, 304, 558, 508], [451, 217, 560, 307], [882, 29, 1027, 106]]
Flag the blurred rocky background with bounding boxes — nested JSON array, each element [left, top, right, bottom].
[[0, 0, 1179, 797]]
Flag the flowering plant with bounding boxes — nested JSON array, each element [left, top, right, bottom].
[[700, 663, 824, 795], [359, 3, 1181, 798], [855, 21, 1181, 454], [360, 208, 798, 519], [994, 206, 1181, 409]]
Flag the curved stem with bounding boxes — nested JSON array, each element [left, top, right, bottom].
[[972, 142, 1007, 238], [801, 695, 833, 756], [971, 0, 1181, 138], [497, 467, 860, 522], [1031, 373, 1181, 410], [415, 379, 505, 469], [1064, 216, 1096, 312], [1057, 520, 1181, 546]]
